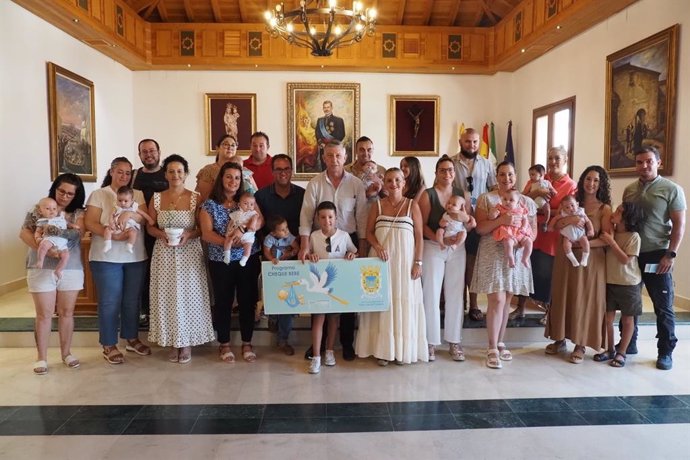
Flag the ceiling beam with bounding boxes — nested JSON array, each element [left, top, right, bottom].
[[447, 0, 462, 26], [142, 0, 162, 20], [157, 0, 169, 21], [126, 0, 158, 13], [183, 0, 195, 21], [396, 0, 407, 24], [238, 0, 247, 22], [422, 0, 433, 25], [209, 0, 222, 22], [480, 0, 498, 25]]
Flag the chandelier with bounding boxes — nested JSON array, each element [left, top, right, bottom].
[[264, 1, 377, 57]]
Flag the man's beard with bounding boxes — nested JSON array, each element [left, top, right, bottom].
[[460, 149, 478, 159]]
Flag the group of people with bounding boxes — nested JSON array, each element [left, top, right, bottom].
[[21, 129, 685, 375]]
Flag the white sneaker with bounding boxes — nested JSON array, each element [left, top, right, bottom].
[[324, 350, 336, 366], [308, 357, 321, 374]]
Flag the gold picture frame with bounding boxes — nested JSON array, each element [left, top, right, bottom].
[[47, 62, 97, 182], [204, 93, 257, 156], [389, 95, 440, 157], [604, 25, 678, 177], [287, 82, 360, 180]]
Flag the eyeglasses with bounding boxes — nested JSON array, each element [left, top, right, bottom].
[[273, 167, 292, 173], [220, 142, 238, 148], [326, 236, 331, 253], [466, 176, 474, 193], [56, 188, 76, 198], [438, 167, 454, 174]]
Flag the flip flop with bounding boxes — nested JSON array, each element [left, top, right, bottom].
[[62, 354, 80, 369], [33, 360, 48, 375]]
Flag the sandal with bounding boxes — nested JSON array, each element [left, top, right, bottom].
[[33, 360, 48, 375], [62, 354, 80, 369], [497, 342, 513, 361], [102, 346, 124, 364], [486, 349, 502, 369], [569, 346, 585, 364], [178, 347, 191, 364], [610, 353, 626, 368], [593, 350, 615, 362], [219, 344, 235, 363], [449, 343, 466, 362], [545, 340, 566, 355], [125, 340, 151, 356], [428, 344, 436, 362], [168, 348, 179, 363], [508, 310, 525, 322], [242, 343, 256, 363], [468, 308, 484, 322]]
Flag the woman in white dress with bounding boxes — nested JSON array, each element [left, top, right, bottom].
[[356, 168, 428, 365], [147, 154, 215, 363]]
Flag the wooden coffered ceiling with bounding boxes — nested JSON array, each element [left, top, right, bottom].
[[13, 0, 637, 73], [128, 0, 522, 28]]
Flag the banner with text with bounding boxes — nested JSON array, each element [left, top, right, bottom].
[[262, 258, 390, 314]]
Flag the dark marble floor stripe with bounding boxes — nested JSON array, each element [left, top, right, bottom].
[[2, 310, 689, 332], [0, 395, 687, 436]]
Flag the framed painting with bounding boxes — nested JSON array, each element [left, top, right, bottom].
[[604, 24, 678, 177], [287, 82, 360, 180], [389, 95, 440, 157], [47, 62, 97, 182], [205, 93, 257, 156]]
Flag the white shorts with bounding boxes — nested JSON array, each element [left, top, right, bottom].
[[27, 269, 84, 293]]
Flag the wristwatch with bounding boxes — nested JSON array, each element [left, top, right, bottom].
[[665, 250, 677, 258], [414, 260, 423, 266]]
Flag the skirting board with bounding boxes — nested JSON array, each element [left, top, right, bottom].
[[0, 278, 26, 297]]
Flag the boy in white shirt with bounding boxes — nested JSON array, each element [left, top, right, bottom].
[[307, 201, 357, 374]]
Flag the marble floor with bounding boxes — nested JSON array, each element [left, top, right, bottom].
[[0, 337, 688, 459], [0, 288, 689, 459]]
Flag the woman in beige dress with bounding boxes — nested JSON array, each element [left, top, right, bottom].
[[545, 165, 612, 364]]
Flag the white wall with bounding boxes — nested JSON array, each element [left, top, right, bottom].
[[0, 1, 134, 287], [131, 71, 495, 185], [2, 0, 688, 299], [500, 0, 690, 299]]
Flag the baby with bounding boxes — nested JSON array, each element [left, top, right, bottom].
[[549, 195, 594, 267], [436, 195, 469, 250], [489, 189, 533, 268], [225, 191, 259, 266], [33, 197, 71, 279], [228, 155, 258, 195], [263, 215, 299, 264], [104, 186, 154, 254], [525, 164, 557, 231], [360, 160, 384, 193]]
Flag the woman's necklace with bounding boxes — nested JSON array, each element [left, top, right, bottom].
[[387, 196, 405, 212], [168, 190, 185, 210]]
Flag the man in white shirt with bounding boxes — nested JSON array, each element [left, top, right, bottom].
[[299, 140, 368, 361], [452, 128, 497, 322]]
